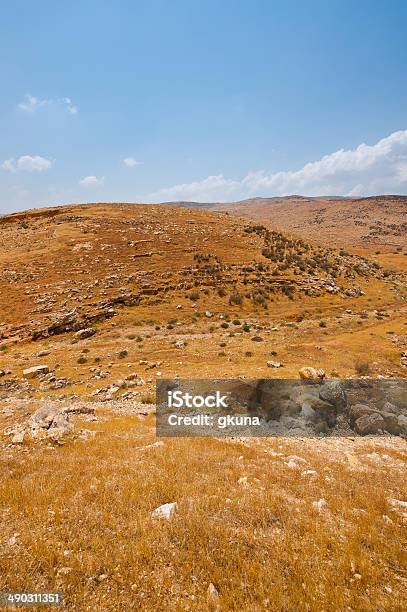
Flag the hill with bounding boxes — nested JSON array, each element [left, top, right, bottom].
[[206, 195, 407, 252], [0, 202, 406, 610]]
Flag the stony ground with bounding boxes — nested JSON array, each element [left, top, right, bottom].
[[0, 203, 406, 610]]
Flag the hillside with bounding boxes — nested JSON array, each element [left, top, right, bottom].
[[0, 202, 406, 610], [213, 195, 407, 252], [1, 202, 406, 382]]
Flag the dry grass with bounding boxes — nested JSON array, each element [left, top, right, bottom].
[[1, 414, 406, 611]]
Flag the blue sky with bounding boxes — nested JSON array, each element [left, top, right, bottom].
[[1, 0, 407, 213]]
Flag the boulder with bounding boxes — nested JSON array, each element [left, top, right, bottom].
[[299, 367, 325, 380], [319, 380, 346, 410], [355, 413, 385, 435], [23, 365, 50, 379], [47, 413, 73, 440], [349, 404, 378, 424], [397, 414, 407, 434], [74, 328, 96, 340], [380, 412, 400, 435], [151, 502, 178, 519], [30, 405, 60, 428], [267, 361, 282, 368]]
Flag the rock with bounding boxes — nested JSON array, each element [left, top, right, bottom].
[[74, 328, 96, 340], [267, 361, 282, 368], [151, 502, 178, 519], [47, 413, 73, 440], [207, 583, 220, 610], [299, 367, 325, 380], [205, 310, 213, 318], [0, 370, 5, 378], [175, 340, 185, 348], [37, 350, 50, 357], [23, 365, 50, 379], [31, 406, 61, 428], [300, 404, 316, 422], [313, 498, 327, 512], [355, 413, 385, 435], [7, 533, 19, 546], [63, 404, 95, 416], [349, 404, 378, 423], [11, 430, 25, 444], [381, 401, 399, 415], [397, 414, 407, 434], [319, 380, 346, 409], [380, 412, 400, 435]]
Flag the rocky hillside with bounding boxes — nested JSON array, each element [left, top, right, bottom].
[[170, 195, 407, 251], [0, 203, 397, 345]]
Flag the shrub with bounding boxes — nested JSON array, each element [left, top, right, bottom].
[[229, 291, 243, 306], [127, 333, 136, 340], [355, 360, 371, 376], [232, 319, 241, 326]]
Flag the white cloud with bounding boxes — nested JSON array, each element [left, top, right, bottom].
[[2, 155, 52, 172], [147, 130, 407, 202], [18, 95, 49, 112], [79, 175, 105, 187], [123, 157, 143, 167], [149, 174, 241, 202], [61, 97, 78, 115], [18, 94, 78, 114]]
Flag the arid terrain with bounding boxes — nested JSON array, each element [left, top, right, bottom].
[[172, 195, 407, 253], [0, 201, 406, 610]]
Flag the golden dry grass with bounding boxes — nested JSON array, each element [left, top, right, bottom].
[[1, 414, 406, 611]]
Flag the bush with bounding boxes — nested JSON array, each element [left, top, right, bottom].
[[232, 319, 241, 326], [229, 291, 243, 306], [127, 333, 136, 340], [355, 360, 371, 376], [220, 322, 229, 329], [188, 290, 200, 300]]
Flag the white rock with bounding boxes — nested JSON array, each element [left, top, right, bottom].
[[151, 502, 178, 519], [313, 498, 327, 512], [11, 430, 25, 444], [207, 582, 220, 609], [388, 498, 407, 509], [23, 365, 50, 379]]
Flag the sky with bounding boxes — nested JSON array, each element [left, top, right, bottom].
[[1, 0, 407, 214]]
